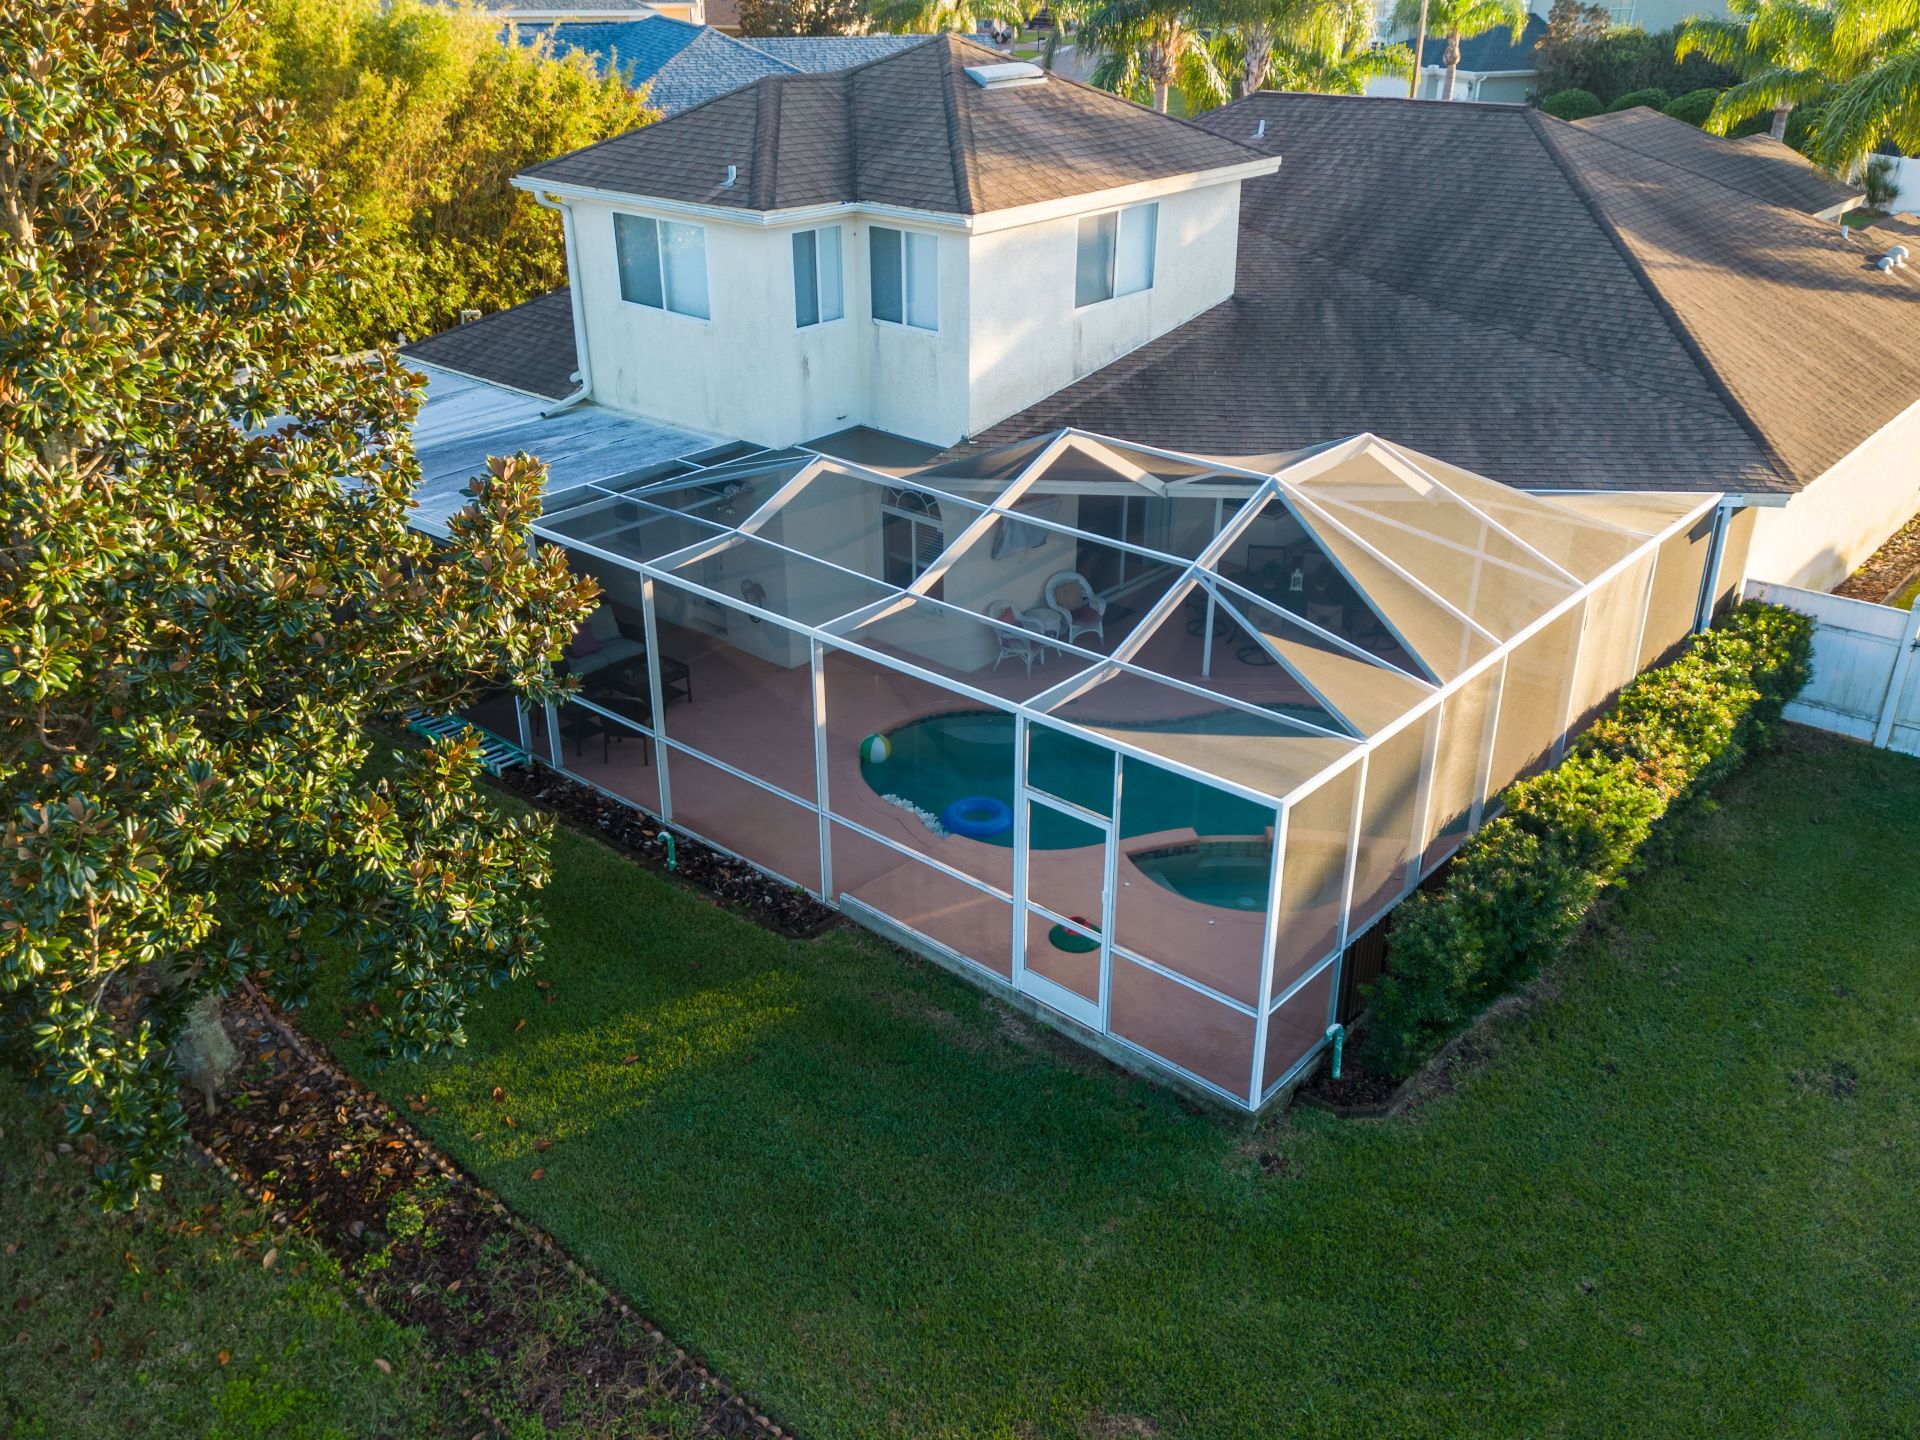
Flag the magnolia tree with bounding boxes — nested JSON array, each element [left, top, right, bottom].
[[0, 0, 594, 1205]]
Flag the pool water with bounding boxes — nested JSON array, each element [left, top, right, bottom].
[[861, 709, 1274, 852], [1130, 842, 1273, 910]]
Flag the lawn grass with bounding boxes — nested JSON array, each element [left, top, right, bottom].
[[1892, 569, 1920, 611], [0, 1083, 455, 1439], [308, 729, 1920, 1438]]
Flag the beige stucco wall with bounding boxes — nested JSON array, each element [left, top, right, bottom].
[[565, 178, 1244, 450], [1745, 399, 1920, 591], [964, 183, 1242, 437]]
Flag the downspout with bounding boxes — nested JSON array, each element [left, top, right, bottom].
[[530, 190, 593, 417], [1694, 499, 1734, 633]]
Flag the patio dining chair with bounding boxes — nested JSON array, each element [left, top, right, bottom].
[[1044, 572, 1107, 646], [987, 601, 1036, 673]]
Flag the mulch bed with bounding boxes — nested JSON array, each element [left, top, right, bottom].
[[490, 763, 840, 940], [1295, 1052, 1404, 1116], [1835, 509, 1920, 604], [186, 986, 791, 1439]]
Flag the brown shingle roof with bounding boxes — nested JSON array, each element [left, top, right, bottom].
[[970, 93, 1920, 495], [402, 291, 578, 400], [516, 33, 1271, 214], [1572, 107, 1861, 218]]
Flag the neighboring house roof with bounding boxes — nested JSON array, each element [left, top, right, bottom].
[[403, 291, 580, 400], [1416, 13, 1545, 72], [519, 17, 789, 112], [1573, 107, 1861, 219], [513, 16, 925, 114], [970, 93, 1920, 495], [516, 33, 1273, 214], [742, 34, 928, 70]]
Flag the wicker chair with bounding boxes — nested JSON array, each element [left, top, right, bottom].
[[1044, 572, 1107, 646], [986, 601, 1036, 673]]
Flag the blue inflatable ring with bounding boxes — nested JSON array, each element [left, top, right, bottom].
[[942, 795, 1013, 840]]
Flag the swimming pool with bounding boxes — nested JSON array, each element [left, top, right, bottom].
[[860, 709, 1275, 852], [1130, 841, 1273, 911]]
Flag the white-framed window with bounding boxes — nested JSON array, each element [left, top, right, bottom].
[[881, 487, 944, 599], [791, 225, 845, 328], [869, 225, 938, 331], [614, 212, 710, 320], [1074, 201, 1157, 308]]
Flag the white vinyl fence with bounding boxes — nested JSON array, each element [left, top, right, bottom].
[[1745, 580, 1920, 756]]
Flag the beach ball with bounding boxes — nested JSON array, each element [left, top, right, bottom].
[[861, 733, 891, 765]]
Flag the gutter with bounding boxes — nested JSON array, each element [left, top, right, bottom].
[[508, 156, 1283, 237], [529, 190, 594, 416]]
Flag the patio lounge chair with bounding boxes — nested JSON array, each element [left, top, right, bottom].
[[1045, 572, 1106, 646], [565, 602, 647, 677], [987, 601, 1036, 673]]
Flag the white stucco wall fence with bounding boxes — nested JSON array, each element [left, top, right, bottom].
[[1744, 579, 1920, 756]]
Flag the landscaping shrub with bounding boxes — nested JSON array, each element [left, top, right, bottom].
[[1541, 88, 1603, 120], [1607, 86, 1671, 112], [1662, 87, 1721, 127], [1359, 601, 1813, 1079]]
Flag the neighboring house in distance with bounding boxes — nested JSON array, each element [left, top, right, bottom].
[[510, 15, 927, 114], [465, 0, 709, 29], [1362, 13, 1549, 103], [503, 36, 1278, 446]]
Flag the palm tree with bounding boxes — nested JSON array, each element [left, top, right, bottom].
[[1079, 0, 1231, 113], [1675, 0, 1849, 141], [1269, 31, 1412, 92], [1676, 0, 1917, 166], [1391, 0, 1527, 100], [1222, 0, 1404, 94], [1816, 28, 1920, 170], [864, 0, 1023, 31]]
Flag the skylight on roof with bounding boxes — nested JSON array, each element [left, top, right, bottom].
[[965, 61, 1044, 89]]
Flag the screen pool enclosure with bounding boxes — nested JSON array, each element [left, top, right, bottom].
[[467, 428, 1728, 1109]]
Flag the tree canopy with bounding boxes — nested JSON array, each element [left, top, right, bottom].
[[0, 0, 593, 1206], [1678, 0, 1920, 167], [245, 0, 652, 350]]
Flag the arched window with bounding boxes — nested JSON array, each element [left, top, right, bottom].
[[881, 487, 945, 599]]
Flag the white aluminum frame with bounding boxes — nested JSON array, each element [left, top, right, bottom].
[[500, 427, 1726, 1110]]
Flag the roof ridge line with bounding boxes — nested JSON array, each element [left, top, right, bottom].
[[1239, 193, 1764, 427], [938, 36, 977, 213], [753, 74, 783, 210], [1569, 109, 1857, 218], [1525, 109, 1798, 487], [1254, 228, 1784, 426]]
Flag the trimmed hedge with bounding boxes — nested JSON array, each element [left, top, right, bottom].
[[1540, 88, 1603, 121], [1359, 601, 1813, 1079], [1662, 87, 1720, 128], [1607, 87, 1672, 113]]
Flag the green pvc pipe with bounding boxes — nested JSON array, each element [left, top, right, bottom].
[[661, 831, 677, 871], [1325, 1023, 1345, 1080]]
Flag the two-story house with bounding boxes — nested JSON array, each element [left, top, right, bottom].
[[507, 35, 1279, 449]]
